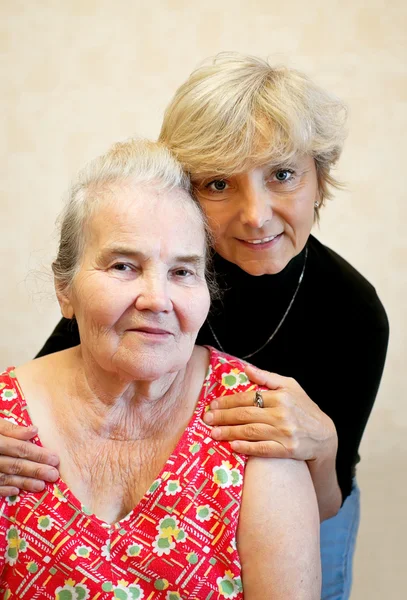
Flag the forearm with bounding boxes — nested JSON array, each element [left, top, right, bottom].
[[308, 443, 342, 521]]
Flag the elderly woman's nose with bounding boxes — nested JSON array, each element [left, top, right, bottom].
[[240, 180, 273, 229], [134, 276, 173, 313]]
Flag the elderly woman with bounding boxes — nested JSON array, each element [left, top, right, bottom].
[[0, 139, 321, 599], [0, 54, 388, 599]]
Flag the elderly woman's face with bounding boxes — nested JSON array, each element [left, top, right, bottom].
[[194, 156, 318, 275], [61, 184, 210, 380]]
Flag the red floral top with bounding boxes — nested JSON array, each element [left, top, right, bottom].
[[0, 347, 259, 600]]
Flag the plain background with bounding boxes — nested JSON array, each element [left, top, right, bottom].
[[0, 1, 406, 597]]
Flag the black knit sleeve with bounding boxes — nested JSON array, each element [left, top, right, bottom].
[[330, 289, 389, 500]]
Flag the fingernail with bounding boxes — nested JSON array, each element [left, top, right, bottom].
[[210, 401, 218, 410], [45, 469, 59, 481], [204, 412, 214, 424], [211, 427, 221, 439], [33, 481, 45, 492], [48, 455, 59, 466]]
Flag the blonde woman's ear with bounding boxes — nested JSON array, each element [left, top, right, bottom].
[[313, 193, 322, 224]]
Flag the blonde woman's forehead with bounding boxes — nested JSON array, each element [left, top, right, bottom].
[[190, 153, 310, 181]]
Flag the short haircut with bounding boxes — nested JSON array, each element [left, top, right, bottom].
[[159, 52, 348, 212]]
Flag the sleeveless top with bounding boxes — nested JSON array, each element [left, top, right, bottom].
[[0, 347, 260, 600]]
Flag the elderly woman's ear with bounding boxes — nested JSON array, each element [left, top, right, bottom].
[[55, 281, 74, 319]]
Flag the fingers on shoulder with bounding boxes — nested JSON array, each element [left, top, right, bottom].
[[212, 391, 257, 410], [232, 440, 289, 458], [244, 364, 289, 388], [0, 420, 36, 439]]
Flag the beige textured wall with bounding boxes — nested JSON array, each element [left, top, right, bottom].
[[1, 1, 406, 597]]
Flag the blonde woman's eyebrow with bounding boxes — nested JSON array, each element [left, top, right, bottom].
[[266, 160, 298, 171], [191, 174, 228, 184]]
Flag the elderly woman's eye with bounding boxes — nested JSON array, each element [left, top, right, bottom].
[[112, 263, 131, 271], [274, 169, 295, 183], [206, 179, 229, 192], [173, 268, 193, 278]]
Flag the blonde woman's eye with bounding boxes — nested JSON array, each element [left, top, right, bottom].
[[206, 179, 229, 192], [274, 169, 295, 183]]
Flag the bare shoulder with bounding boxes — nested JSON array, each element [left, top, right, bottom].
[[191, 344, 210, 367], [237, 457, 321, 600], [188, 345, 210, 384], [15, 348, 77, 399]]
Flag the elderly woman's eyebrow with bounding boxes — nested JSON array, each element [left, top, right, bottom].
[[173, 254, 206, 268], [97, 246, 205, 266], [96, 246, 145, 262]]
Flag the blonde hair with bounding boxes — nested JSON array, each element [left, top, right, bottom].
[[53, 138, 215, 292], [159, 52, 348, 211]]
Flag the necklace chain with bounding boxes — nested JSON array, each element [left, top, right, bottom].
[[207, 247, 308, 360]]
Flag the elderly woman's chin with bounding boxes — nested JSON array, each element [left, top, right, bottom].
[[94, 339, 197, 382]]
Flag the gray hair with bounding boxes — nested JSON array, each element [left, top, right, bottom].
[[52, 138, 217, 295]]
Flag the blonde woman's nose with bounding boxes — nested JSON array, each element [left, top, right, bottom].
[[240, 173, 273, 229]]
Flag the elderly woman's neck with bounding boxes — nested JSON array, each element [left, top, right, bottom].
[[18, 347, 206, 443], [63, 348, 197, 440]]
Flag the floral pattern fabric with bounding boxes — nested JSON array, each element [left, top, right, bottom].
[[0, 348, 259, 599]]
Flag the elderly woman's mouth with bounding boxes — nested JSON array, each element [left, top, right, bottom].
[[127, 327, 173, 337]]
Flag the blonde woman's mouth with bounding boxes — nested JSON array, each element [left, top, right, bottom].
[[237, 233, 282, 249]]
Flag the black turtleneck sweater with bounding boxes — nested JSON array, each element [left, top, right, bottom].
[[36, 235, 389, 502]]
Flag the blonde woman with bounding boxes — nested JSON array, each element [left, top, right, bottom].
[[0, 54, 388, 600]]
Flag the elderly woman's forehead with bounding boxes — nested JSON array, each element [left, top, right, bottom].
[[108, 180, 184, 200], [99, 181, 196, 213], [90, 183, 203, 232]]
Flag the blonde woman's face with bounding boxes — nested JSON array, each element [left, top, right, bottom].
[[194, 156, 319, 275]]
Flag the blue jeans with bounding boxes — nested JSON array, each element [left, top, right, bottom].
[[320, 480, 360, 600]]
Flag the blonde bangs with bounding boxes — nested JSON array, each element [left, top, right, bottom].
[[159, 53, 347, 199]]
